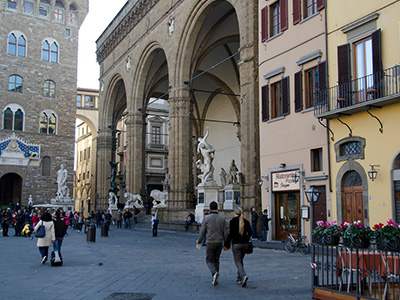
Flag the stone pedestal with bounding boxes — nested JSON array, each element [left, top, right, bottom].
[[195, 185, 220, 223], [223, 184, 241, 210]]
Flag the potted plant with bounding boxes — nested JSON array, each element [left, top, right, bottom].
[[312, 221, 341, 245], [342, 220, 373, 248], [373, 219, 400, 251]]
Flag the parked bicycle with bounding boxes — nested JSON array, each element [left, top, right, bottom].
[[282, 229, 310, 255]]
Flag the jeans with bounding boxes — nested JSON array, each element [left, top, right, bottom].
[[206, 242, 223, 276], [125, 219, 131, 229], [39, 246, 49, 259], [152, 223, 158, 236], [53, 237, 64, 253], [262, 230, 268, 242], [117, 221, 122, 228], [232, 243, 248, 280], [96, 220, 101, 228]]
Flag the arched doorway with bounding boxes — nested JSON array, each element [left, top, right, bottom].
[[0, 173, 22, 208], [342, 170, 363, 222]]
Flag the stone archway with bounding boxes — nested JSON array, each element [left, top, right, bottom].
[[336, 159, 369, 225], [0, 173, 23, 207]]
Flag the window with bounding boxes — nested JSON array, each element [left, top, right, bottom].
[[84, 149, 86, 160], [80, 151, 82, 162], [8, 0, 17, 10], [76, 95, 82, 107], [39, 112, 57, 134], [354, 36, 374, 99], [151, 126, 161, 145], [83, 172, 85, 180], [88, 147, 90, 159], [261, 77, 289, 121], [304, 0, 317, 19], [270, 2, 281, 37], [8, 34, 16, 55], [8, 33, 26, 57], [8, 75, 23, 93], [17, 36, 26, 57], [334, 136, 366, 162], [311, 148, 323, 172], [3, 106, 24, 131], [305, 67, 318, 109], [43, 80, 55, 97], [42, 40, 58, 62], [42, 156, 51, 176]]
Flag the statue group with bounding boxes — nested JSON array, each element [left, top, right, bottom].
[[196, 128, 216, 186]]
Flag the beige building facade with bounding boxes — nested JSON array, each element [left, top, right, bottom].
[[74, 88, 99, 216], [0, 0, 88, 207], [95, 0, 260, 220], [259, 0, 328, 240]]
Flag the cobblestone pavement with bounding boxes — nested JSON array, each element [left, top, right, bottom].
[[0, 225, 312, 300]]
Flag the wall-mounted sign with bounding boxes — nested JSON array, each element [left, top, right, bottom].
[[271, 170, 300, 192]]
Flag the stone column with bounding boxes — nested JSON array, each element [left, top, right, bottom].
[[95, 130, 113, 211], [238, 42, 260, 213], [125, 112, 145, 195], [168, 86, 193, 209]]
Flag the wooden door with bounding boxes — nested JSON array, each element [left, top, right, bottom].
[[342, 171, 363, 223], [275, 192, 300, 240], [313, 186, 327, 230]]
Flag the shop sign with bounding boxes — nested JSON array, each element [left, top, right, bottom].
[[272, 170, 300, 192]]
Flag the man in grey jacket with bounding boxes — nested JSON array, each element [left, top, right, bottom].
[[197, 201, 227, 286]]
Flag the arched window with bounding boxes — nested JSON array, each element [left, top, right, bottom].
[[7, 34, 16, 55], [40, 111, 57, 134], [50, 42, 58, 62], [3, 105, 24, 131], [17, 35, 26, 57], [42, 41, 50, 61], [8, 75, 23, 93], [43, 80, 55, 97], [42, 156, 51, 176]]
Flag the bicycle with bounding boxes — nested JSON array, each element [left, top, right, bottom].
[[282, 229, 310, 255]]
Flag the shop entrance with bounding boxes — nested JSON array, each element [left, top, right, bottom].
[[275, 192, 300, 240], [0, 173, 22, 208]]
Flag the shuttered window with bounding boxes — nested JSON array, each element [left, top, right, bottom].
[[371, 29, 382, 74], [293, 0, 301, 25], [337, 44, 351, 84], [261, 7, 268, 42], [294, 71, 303, 112], [280, 0, 288, 31], [317, 0, 325, 11], [261, 85, 269, 121], [282, 76, 290, 115]]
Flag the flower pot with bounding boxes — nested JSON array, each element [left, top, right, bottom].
[[322, 235, 340, 246], [344, 237, 370, 249], [376, 240, 400, 252]]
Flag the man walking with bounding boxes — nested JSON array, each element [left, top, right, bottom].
[[123, 209, 132, 229], [260, 209, 271, 243], [197, 201, 227, 286], [251, 207, 259, 240]]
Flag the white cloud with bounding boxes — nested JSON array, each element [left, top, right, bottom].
[[77, 0, 127, 89]]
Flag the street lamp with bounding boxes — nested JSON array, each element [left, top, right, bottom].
[[305, 185, 320, 291]]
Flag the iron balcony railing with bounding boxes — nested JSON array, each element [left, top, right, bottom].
[[312, 244, 400, 300], [314, 65, 400, 116]]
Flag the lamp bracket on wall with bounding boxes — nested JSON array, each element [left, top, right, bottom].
[[336, 116, 352, 137], [365, 106, 383, 134], [318, 118, 334, 141]]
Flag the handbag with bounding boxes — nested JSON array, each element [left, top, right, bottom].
[[246, 241, 253, 254], [35, 221, 46, 238]]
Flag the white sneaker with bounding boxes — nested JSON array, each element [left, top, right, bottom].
[[212, 272, 219, 286], [41, 256, 47, 264], [242, 276, 248, 287]]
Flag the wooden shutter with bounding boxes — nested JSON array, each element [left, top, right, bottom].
[[261, 85, 269, 121], [261, 6, 268, 42], [282, 77, 290, 115], [280, 0, 288, 31], [293, 0, 301, 25], [318, 61, 327, 90], [337, 44, 351, 84], [294, 71, 303, 112], [317, 0, 325, 11], [371, 29, 382, 74]]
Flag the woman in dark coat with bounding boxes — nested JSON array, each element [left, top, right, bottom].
[[224, 207, 252, 287]]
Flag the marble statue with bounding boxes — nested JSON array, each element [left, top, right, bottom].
[[126, 56, 131, 72], [108, 191, 118, 209], [56, 163, 69, 199], [168, 16, 175, 37], [150, 189, 168, 208], [28, 195, 33, 206], [220, 168, 227, 187], [228, 160, 239, 185], [124, 192, 144, 208], [196, 128, 215, 185]]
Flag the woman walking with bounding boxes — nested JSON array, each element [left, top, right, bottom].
[[224, 207, 252, 287], [34, 211, 55, 264]]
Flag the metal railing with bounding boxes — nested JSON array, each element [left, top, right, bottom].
[[314, 65, 400, 116], [312, 244, 400, 300]]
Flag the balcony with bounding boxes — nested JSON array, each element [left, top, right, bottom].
[[315, 65, 400, 119], [312, 244, 400, 300]]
